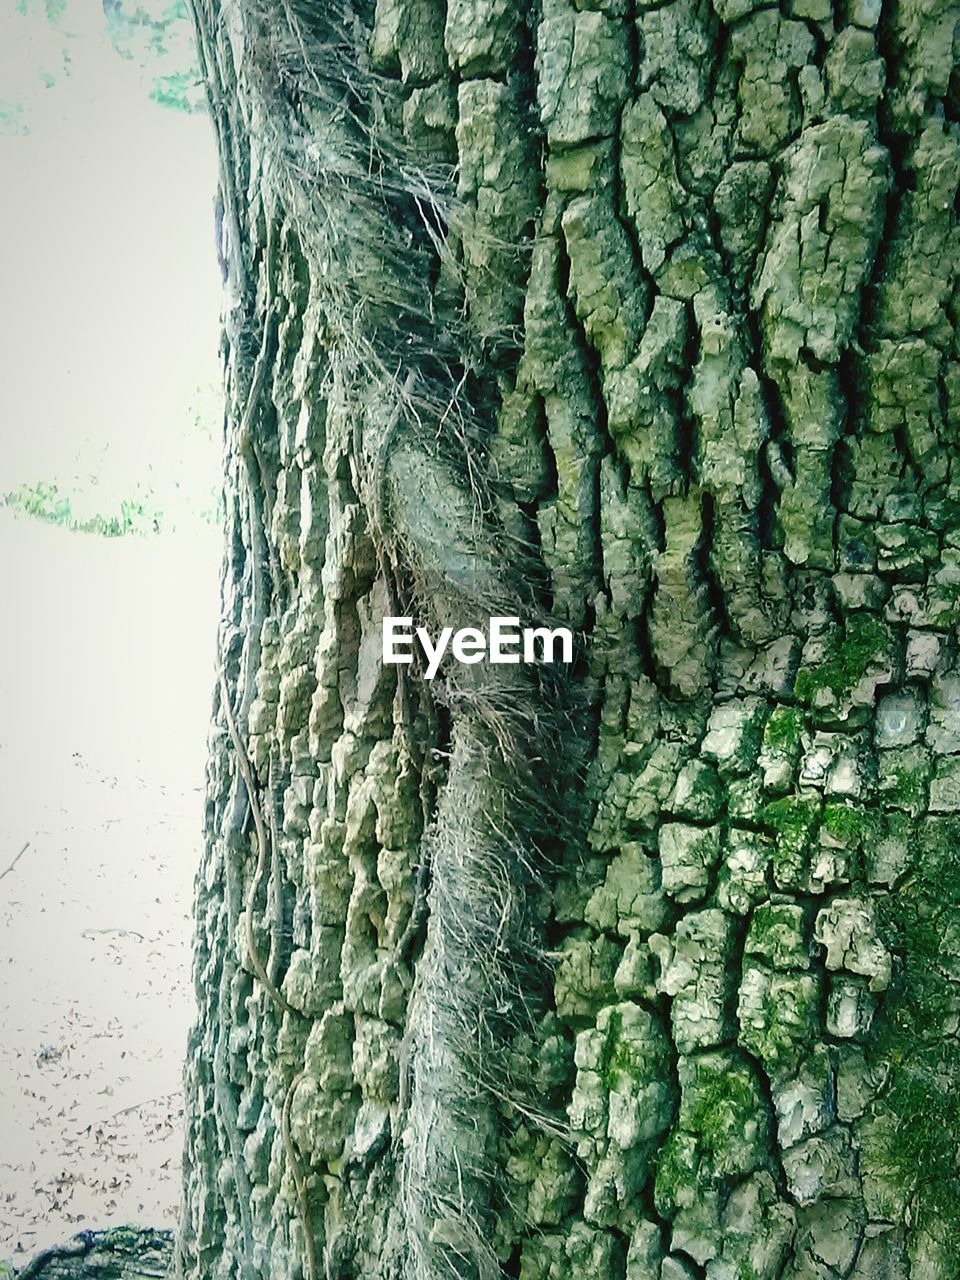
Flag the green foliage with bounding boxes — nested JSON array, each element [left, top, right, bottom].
[[150, 68, 198, 110], [2, 0, 204, 128], [3, 379, 222, 537], [4, 479, 162, 536], [793, 615, 889, 705], [104, 0, 204, 112], [0, 99, 29, 135], [1, 0, 72, 132], [15, 0, 68, 27]]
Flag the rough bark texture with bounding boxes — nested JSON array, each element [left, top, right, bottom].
[[178, 2, 960, 1279], [13, 1229, 173, 1279]]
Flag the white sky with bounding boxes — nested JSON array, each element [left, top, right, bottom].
[[0, 2, 223, 526], [0, 8, 226, 1258]]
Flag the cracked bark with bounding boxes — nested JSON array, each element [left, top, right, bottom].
[[178, 1, 960, 1278]]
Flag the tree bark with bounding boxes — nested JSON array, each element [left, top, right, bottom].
[[14, 1229, 173, 1279], [177, 2, 960, 1279]]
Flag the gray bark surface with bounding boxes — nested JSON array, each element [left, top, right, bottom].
[[178, 2, 960, 1278], [13, 1229, 173, 1279]]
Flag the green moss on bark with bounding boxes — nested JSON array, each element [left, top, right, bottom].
[[793, 616, 890, 707]]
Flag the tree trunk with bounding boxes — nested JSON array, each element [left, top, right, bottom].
[[177, 2, 960, 1279]]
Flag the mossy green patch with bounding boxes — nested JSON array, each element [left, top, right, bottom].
[[793, 615, 889, 706], [762, 983, 817, 1060], [655, 1131, 691, 1208], [593, 1005, 668, 1096], [878, 747, 933, 818], [597, 1007, 656, 1090], [930, 583, 960, 629], [599, 1007, 626, 1089], [653, 1129, 699, 1212], [687, 1071, 759, 1153], [762, 794, 821, 841], [887, 767, 929, 814], [744, 903, 807, 966], [822, 802, 869, 845], [745, 910, 782, 951], [763, 705, 804, 753], [870, 816, 960, 1270], [655, 1054, 767, 1213], [762, 794, 820, 887]]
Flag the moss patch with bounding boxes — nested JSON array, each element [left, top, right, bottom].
[[599, 1007, 628, 1089], [654, 1054, 767, 1213], [762, 794, 821, 887], [887, 767, 929, 813], [822, 802, 870, 846], [870, 816, 960, 1270], [763, 705, 804, 753], [684, 1066, 762, 1155], [793, 615, 889, 706]]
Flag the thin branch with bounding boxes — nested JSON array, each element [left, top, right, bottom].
[[111, 1091, 180, 1120], [81, 928, 145, 942], [0, 840, 30, 884]]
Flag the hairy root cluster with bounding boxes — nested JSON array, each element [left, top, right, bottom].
[[195, 2, 581, 1276]]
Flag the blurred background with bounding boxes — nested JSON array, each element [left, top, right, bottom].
[[0, 0, 223, 1264]]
